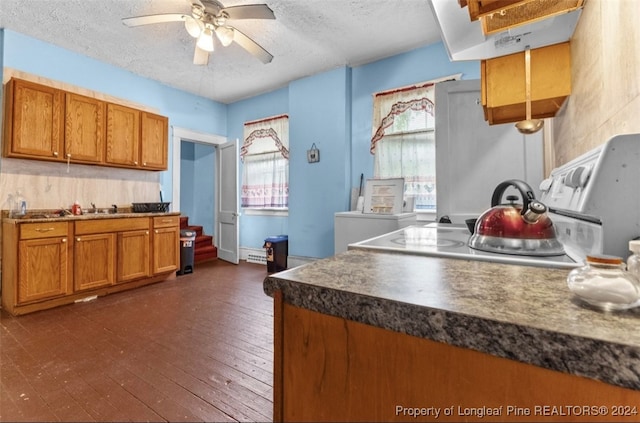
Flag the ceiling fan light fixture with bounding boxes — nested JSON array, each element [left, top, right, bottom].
[[184, 16, 203, 38], [197, 28, 215, 52], [215, 26, 234, 47]]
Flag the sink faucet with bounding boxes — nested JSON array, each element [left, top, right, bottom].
[[112, 204, 118, 214]]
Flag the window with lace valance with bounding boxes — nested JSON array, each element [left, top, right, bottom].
[[370, 74, 459, 211], [241, 114, 289, 209]]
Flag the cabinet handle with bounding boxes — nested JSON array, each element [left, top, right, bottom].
[[145, 231, 149, 235], [143, 162, 147, 166], [35, 227, 55, 232], [76, 237, 81, 242], [66, 153, 71, 158], [62, 238, 67, 243], [134, 161, 138, 165], [155, 230, 158, 234], [53, 151, 59, 157], [161, 219, 172, 223]]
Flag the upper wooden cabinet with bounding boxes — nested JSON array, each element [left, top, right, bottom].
[[106, 103, 141, 167], [465, 0, 584, 35], [3, 77, 168, 171], [3, 79, 65, 161], [140, 112, 169, 170], [65, 93, 105, 163], [481, 42, 571, 125]]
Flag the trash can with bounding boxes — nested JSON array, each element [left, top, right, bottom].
[[263, 235, 288, 273], [178, 230, 196, 275]]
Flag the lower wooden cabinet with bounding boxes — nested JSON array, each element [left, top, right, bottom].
[[17, 223, 71, 304], [1, 215, 178, 316], [152, 216, 180, 274], [74, 232, 115, 292], [117, 229, 150, 282]]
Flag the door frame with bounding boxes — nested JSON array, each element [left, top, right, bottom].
[[170, 127, 227, 249]]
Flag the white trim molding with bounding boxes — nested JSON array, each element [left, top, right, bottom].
[[171, 126, 227, 212]]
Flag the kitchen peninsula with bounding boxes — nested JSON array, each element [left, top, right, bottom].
[[263, 249, 640, 422]]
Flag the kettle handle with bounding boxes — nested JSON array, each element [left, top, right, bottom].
[[491, 179, 536, 214]]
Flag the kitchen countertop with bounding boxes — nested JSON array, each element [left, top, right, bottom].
[[263, 249, 640, 391], [2, 211, 180, 223]]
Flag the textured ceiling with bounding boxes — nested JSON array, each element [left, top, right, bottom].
[[0, 0, 442, 104]]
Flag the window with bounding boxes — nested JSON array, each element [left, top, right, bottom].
[[241, 115, 289, 209], [370, 75, 458, 211]]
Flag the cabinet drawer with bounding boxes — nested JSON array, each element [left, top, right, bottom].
[[153, 216, 179, 228], [75, 217, 149, 235], [20, 222, 69, 240]]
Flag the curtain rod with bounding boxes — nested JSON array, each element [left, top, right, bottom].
[[374, 82, 435, 97], [373, 73, 463, 98], [244, 114, 289, 126]]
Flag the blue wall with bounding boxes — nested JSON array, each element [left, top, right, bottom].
[[1, 29, 226, 202], [228, 43, 480, 258]]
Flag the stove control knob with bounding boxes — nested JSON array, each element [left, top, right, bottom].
[[539, 178, 553, 192], [566, 166, 589, 189]]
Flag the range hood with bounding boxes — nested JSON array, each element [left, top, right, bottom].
[[428, 0, 583, 61]]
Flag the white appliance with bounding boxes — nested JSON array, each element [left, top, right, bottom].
[[334, 211, 417, 254], [539, 133, 640, 260], [350, 134, 640, 268]]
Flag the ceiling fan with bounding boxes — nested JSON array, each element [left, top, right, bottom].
[[122, 0, 275, 65]]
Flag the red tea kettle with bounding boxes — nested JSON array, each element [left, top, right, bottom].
[[468, 179, 565, 256]]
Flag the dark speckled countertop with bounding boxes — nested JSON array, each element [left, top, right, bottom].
[[2, 211, 180, 223], [263, 249, 640, 391]]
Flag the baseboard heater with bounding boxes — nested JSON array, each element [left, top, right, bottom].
[[246, 252, 267, 265]]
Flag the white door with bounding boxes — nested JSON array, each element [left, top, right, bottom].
[[217, 140, 240, 263]]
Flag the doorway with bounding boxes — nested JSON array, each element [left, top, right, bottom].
[[171, 126, 227, 250]]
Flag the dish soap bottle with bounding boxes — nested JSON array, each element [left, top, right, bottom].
[[567, 255, 640, 311], [628, 240, 640, 281]]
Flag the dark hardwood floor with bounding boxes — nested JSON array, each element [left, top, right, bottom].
[[0, 261, 274, 422]]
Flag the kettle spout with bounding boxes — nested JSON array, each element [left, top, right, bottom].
[[522, 200, 547, 223]]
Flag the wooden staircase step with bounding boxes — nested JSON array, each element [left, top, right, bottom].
[[195, 245, 218, 263], [195, 234, 213, 248]]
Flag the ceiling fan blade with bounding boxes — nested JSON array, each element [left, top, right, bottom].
[[193, 46, 210, 65], [122, 13, 187, 27], [222, 4, 275, 20], [231, 27, 273, 63]]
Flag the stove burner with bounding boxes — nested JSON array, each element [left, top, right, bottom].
[[390, 236, 466, 249]]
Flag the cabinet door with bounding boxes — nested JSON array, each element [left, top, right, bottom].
[[74, 233, 115, 291], [140, 112, 168, 170], [65, 93, 105, 163], [117, 230, 150, 283], [106, 103, 141, 167], [4, 79, 64, 160], [153, 226, 179, 274], [18, 237, 69, 304]]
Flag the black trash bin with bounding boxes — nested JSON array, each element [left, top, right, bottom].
[[263, 235, 288, 273], [178, 230, 196, 275]]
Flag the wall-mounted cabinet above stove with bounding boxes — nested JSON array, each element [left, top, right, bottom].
[[481, 42, 571, 125]]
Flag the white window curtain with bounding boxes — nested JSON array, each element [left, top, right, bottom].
[[370, 74, 459, 211], [241, 115, 289, 208]]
